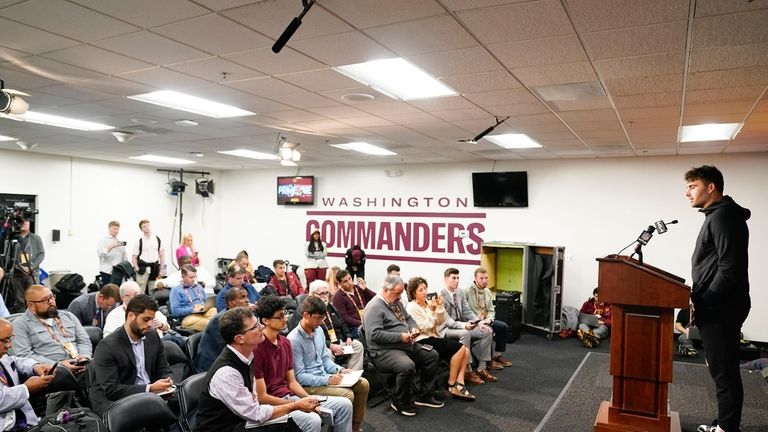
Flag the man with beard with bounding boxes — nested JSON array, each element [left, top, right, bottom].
[[10, 285, 91, 414], [90, 294, 173, 416], [463, 267, 513, 367]]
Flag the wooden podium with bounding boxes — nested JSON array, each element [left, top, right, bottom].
[[594, 255, 690, 432]]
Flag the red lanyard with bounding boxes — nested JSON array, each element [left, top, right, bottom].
[[344, 288, 364, 309], [38, 317, 70, 343]]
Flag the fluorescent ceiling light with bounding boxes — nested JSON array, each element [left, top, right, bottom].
[[128, 90, 255, 118], [485, 134, 542, 149], [130, 154, 196, 165], [19, 111, 114, 131], [679, 123, 741, 142], [331, 142, 397, 156], [217, 149, 278, 160], [0, 135, 17, 141], [334, 58, 457, 101]]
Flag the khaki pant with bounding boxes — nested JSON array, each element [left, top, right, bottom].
[[181, 308, 217, 332], [305, 377, 369, 427]]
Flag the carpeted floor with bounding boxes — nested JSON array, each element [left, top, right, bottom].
[[537, 352, 768, 432], [361, 331, 767, 432]]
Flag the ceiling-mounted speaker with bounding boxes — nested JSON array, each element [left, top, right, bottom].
[[196, 178, 214, 197]]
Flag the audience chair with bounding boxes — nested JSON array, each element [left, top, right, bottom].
[[359, 326, 398, 409], [152, 288, 170, 307], [83, 325, 103, 349], [6, 313, 23, 323], [185, 332, 203, 373], [162, 302, 197, 337], [178, 372, 205, 432], [103, 393, 178, 432], [163, 340, 191, 383]]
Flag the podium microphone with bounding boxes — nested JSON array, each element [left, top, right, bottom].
[[654, 219, 678, 234]]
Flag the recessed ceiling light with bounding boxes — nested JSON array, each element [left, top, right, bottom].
[[217, 149, 278, 160], [19, 111, 114, 131], [334, 58, 457, 101], [341, 93, 376, 102], [0, 135, 17, 141], [130, 154, 196, 165], [331, 142, 397, 156], [485, 134, 542, 149], [679, 123, 741, 142], [128, 90, 255, 118]]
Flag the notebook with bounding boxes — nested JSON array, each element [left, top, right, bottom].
[[330, 369, 363, 388]]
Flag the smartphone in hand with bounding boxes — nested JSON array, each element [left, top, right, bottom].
[[312, 396, 328, 402], [47, 361, 60, 375]]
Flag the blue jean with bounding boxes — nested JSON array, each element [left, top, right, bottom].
[[578, 323, 609, 340], [283, 394, 353, 432], [491, 320, 508, 353]]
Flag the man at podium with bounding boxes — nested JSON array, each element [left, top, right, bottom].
[[684, 165, 751, 432]]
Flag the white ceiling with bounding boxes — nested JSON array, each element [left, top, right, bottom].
[[1, 0, 767, 170]]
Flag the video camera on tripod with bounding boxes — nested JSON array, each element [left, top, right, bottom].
[[1, 203, 39, 241]]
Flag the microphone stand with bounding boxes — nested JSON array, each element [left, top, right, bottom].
[[632, 242, 644, 266]]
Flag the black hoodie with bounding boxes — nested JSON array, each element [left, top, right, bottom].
[[691, 195, 751, 325]]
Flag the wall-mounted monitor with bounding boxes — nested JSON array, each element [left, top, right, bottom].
[[472, 171, 528, 207], [277, 176, 315, 205]]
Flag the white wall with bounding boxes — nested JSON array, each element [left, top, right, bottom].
[[1, 150, 222, 280], [2, 149, 766, 340]]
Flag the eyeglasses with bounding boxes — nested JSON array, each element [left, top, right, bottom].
[[267, 314, 287, 320], [0, 336, 14, 345], [29, 294, 56, 304], [240, 322, 263, 335], [314, 291, 329, 296]]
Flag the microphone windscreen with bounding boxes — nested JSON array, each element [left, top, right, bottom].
[[272, 17, 302, 53]]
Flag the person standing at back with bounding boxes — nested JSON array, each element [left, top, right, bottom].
[[684, 165, 751, 432], [131, 219, 165, 294], [96, 220, 129, 285], [304, 230, 328, 287]]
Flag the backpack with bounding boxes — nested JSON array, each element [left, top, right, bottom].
[[31, 408, 106, 432], [55, 274, 85, 293], [255, 265, 275, 283]]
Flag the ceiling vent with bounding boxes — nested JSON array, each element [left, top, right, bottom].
[[532, 81, 606, 101]]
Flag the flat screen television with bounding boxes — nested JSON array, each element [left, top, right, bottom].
[[472, 171, 528, 207], [277, 176, 315, 205]]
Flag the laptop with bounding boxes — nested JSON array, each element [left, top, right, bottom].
[[579, 313, 600, 327]]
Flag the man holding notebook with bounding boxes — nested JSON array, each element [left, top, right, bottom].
[[288, 296, 369, 432], [577, 288, 611, 348]]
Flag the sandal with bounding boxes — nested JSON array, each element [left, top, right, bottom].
[[448, 382, 476, 401]]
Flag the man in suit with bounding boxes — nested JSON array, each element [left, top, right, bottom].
[[66, 284, 120, 329], [440, 268, 497, 385], [90, 294, 173, 416], [0, 318, 55, 429]]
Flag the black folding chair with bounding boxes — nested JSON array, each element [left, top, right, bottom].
[[103, 393, 178, 432], [178, 373, 205, 432], [359, 326, 399, 408], [185, 332, 203, 373]]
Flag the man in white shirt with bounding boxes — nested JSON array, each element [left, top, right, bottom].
[[96, 220, 129, 285], [131, 219, 165, 294], [104, 281, 169, 338]]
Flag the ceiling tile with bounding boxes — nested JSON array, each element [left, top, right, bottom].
[[222, 1, 353, 43], [511, 62, 597, 87], [409, 46, 502, 78], [613, 92, 681, 109], [604, 74, 683, 96], [276, 69, 363, 93], [457, 0, 573, 45], [364, 15, 477, 57], [581, 21, 687, 60], [95, 31, 210, 65], [222, 77, 306, 99], [289, 32, 395, 67], [71, 0, 209, 27], [689, 43, 768, 72], [685, 86, 765, 104], [687, 67, 768, 90], [594, 52, 684, 80], [320, 0, 445, 28], [42, 45, 154, 75], [154, 14, 273, 55], [275, 92, 339, 109], [0, 17, 80, 54], [116, 67, 211, 90], [224, 47, 325, 76], [337, 116, 394, 128], [464, 88, 538, 106], [431, 107, 491, 122], [694, 0, 768, 18], [567, 0, 689, 33], [692, 9, 768, 49], [441, 0, 533, 11], [440, 70, 522, 94], [166, 57, 262, 83], [1, 0, 139, 42], [490, 35, 587, 69]]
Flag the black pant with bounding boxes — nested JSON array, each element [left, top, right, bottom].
[[346, 265, 365, 280], [491, 319, 508, 353], [700, 320, 744, 431], [374, 344, 439, 408]]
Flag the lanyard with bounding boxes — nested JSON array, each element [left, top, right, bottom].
[[183, 285, 202, 305], [38, 317, 70, 343], [344, 287, 364, 309]]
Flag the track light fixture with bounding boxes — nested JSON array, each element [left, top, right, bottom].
[[458, 116, 510, 144], [274, 134, 302, 164], [272, 0, 316, 53]]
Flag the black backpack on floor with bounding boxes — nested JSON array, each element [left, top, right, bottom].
[[56, 273, 85, 293]]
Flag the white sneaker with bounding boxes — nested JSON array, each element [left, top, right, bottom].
[[697, 424, 724, 432]]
